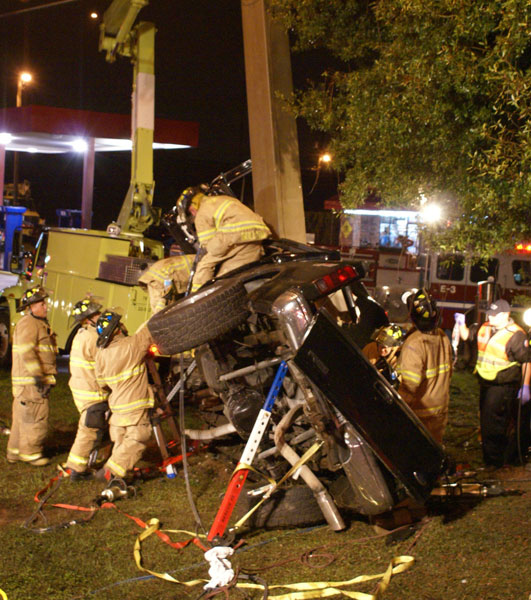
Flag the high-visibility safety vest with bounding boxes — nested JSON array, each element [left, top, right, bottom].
[[476, 321, 524, 381]]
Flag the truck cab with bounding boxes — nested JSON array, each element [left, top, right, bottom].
[[0, 226, 164, 365], [427, 249, 531, 329]]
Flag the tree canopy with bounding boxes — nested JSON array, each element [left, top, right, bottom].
[[270, 0, 531, 256]]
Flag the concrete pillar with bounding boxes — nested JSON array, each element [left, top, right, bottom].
[[241, 0, 306, 242], [81, 138, 95, 229], [0, 145, 5, 206]]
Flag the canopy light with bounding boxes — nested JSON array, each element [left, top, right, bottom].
[[344, 208, 419, 219], [71, 138, 88, 153], [0, 132, 13, 145], [0, 133, 189, 154]]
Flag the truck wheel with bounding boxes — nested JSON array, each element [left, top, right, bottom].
[[234, 485, 325, 530], [147, 279, 249, 355], [0, 312, 11, 368]]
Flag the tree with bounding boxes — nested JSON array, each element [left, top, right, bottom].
[[270, 0, 531, 256]]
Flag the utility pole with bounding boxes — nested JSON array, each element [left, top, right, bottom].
[[241, 0, 306, 242]]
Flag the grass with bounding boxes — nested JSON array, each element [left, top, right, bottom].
[[0, 359, 530, 600]]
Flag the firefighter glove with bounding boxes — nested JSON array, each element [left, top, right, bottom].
[[517, 384, 530, 405], [34, 376, 50, 396], [454, 313, 465, 327]]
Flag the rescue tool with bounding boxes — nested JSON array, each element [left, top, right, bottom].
[[207, 360, 288, 542]]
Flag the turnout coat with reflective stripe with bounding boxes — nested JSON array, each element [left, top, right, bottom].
[[195, 195, 271, 247], [138, 255, 195, 292], [398, 328, 453, 419], [476, 321, 524, 382], [12, 313, 57, 391], [69, 326, 108, 412], [95, 326, 154, 426], [192, 195, 271, 290]]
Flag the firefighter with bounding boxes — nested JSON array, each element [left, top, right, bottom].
[[397, 289, 453, 444], [457, 299, 530, 467], [175, 186, 271, 292], [6, 286, 57, 466], [64, 298, 107, 480], [94, 311, 154, 482], [138, 253, 195, 313], [362, 324, 404, 388]]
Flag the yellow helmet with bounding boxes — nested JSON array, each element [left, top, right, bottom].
[[371, 324, 405, 348], [71, 298, 102, 324], [17, 286, 48, 312]]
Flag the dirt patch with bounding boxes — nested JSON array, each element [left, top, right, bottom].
[[0, 499, 32, 526]]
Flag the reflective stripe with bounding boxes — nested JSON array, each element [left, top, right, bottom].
[[67, 452, 88, 466], [150, 262, 191, 282], [7, 447, 19, 455], [476, 322, 522, 381], [71, 388, 106, 400], [12, 342, 35, 352], [97, 364, 146, 386], [425, 364, 451, 378], [213, 198, 234, 228], [107, 459, 127, 477], [37, 345, 56, 353], [415, 405, 446, 417], [12, 374, 55, 385], [197, 227, 217, 243], [218, 221, 270, 235], [19, 451, 43, 461], [12, 376, 36, 384], [70, 357, 95, 370], [111, 397, 154, 413], [399, 369, 422, 384]]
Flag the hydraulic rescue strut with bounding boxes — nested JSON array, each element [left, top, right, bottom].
[[207, 360, 288, 542]]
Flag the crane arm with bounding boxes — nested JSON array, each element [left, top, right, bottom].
[[99, 0, 157, 234]]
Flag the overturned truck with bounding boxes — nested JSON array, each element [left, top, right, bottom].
[[148, 238, 449, 530]]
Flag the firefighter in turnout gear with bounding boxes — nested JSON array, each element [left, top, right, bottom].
[[138, 254, 194, 313], [7, 286, 57, 466], [176, 186, 271, 292], [94, 311, 154, 481], [64, 298, 107, 480], [398, 289, 453, 444], [458, 299, 530, 467], [363, 324, 404, 388]]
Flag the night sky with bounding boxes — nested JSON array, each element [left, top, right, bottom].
[[0, 0, 338, 231]]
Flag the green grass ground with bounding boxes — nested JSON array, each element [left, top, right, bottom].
[[0, 361, 529, 600]]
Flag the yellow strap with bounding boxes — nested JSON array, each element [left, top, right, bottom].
[[133, 519, 208, 586], [0, 588, 7, 600], [232, 441, 323, 531], [133, 518, 414, 599]]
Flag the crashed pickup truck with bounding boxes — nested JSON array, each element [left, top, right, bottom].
[[148, 238, 448, 530]]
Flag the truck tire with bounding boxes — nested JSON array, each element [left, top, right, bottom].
[[234, 484, 325, 530], [0, 311, 11, 368], [147, 279, 249, 355]]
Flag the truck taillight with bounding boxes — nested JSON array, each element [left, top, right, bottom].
[[313, 265, 358, 294]]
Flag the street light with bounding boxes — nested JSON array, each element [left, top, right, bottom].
[[13, 71, 32, 204]]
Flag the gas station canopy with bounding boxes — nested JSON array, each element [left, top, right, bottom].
[[0, 104, 198, 153]]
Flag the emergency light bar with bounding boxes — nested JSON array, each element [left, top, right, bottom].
[[515, 243, 531, 253]]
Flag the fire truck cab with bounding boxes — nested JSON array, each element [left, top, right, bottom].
[[427, 246, 531, 330]]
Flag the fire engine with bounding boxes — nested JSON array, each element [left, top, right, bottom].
[[346, 243, 531, 330]]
